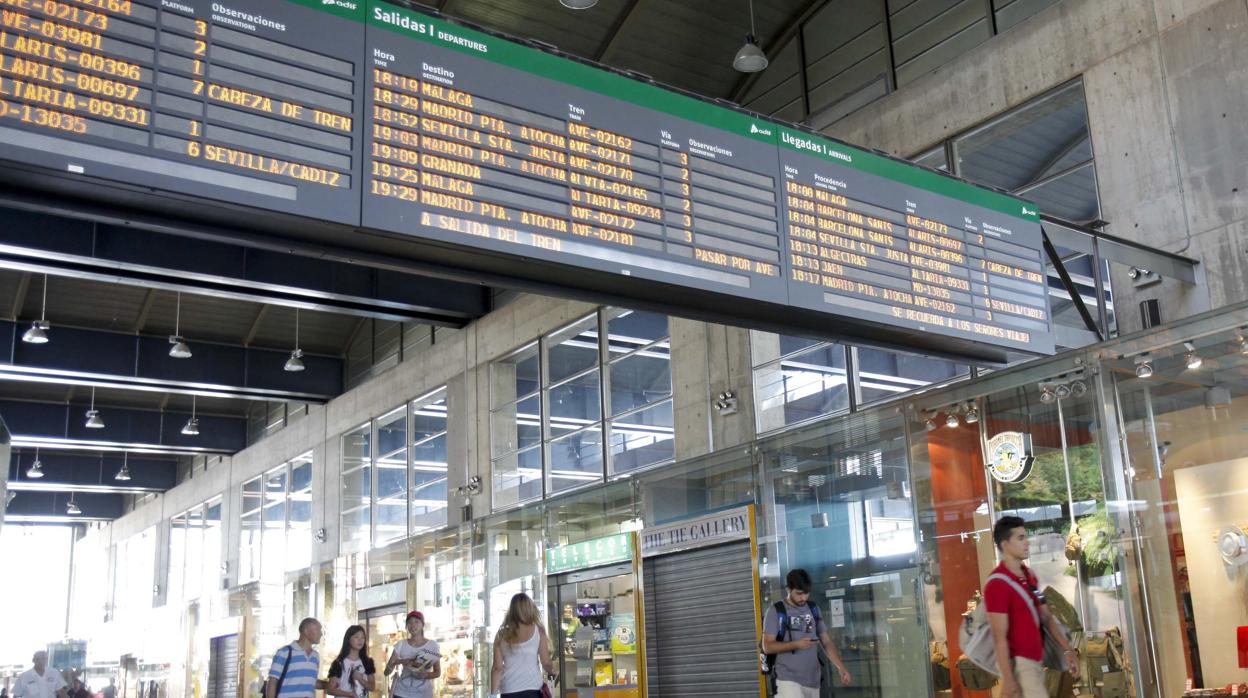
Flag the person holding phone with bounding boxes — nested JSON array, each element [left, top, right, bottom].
[[384, 611, 440, 698], [326, 625, 376, 698]]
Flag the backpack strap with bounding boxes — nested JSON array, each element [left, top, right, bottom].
[[773, 601, 788, 642], [986, 573, 1041, 628], [273, 645, 294, 697]]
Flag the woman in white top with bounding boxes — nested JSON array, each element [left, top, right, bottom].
[[384, 611, 441, 698], [326, 625, 376, 698], [490, 593, 555, 698]]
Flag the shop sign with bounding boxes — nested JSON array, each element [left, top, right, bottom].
[[356, 579, 406, 610], [987, 431, 1035, 483], [455, 576, 474, 609], [546, 533, 633, 574], [640, 506, 751, 558]]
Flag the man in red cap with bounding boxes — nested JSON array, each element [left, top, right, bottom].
[[384, 611, 440, 698]]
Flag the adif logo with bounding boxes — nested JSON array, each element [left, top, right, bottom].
[[1021, 206, 1037, 216], [749, 123, 773, 136], [323, 0, 359, 8]]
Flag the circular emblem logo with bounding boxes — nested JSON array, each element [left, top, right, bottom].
[[986, 432, 1034, 483]]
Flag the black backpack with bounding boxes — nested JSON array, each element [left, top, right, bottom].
[[759, 600, 822, 683]]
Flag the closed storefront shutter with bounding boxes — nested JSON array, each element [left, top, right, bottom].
[[207, 634, 239, 698], [644, 541, 758, 697]]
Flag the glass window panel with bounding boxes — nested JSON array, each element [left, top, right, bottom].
[[491, 394, 542, 458], [167, 514, 186, 605], [608, 349, 672, 415], [548, 369, 601, 437], [609, 400, 674, 475], [492, 445, 542, 510], [491, 343, 539, 408], [241, 476, 262, 515], [546, 317, 599, 385], [288, 456, 312, 572], [412, 433, 448, 533], [375, 406, 409, 546], [184, 506, 203, 601], [548, 426, 604, 494], [605, 309, 669, 357], [754, 343, 849, 432], [239, 508, 261, 583], [261, 467, 287, 582], [341, 424, 372, 551], [855, 346, 970, 404], [911, 145, 948, 171], [204, 499, 221, 593], [411, 388, 448, 442]]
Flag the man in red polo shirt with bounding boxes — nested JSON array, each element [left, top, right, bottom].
[[986, 516, 1080, 698]]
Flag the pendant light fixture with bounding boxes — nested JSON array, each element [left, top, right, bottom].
[[22, 273, 51, 344], [85, 387, 105, 429], [115, 451, 132, 481], [285, 309, 306, 372], [732, 0, 768, 73], [559, 0, 597, 8], [66, 493, 81, 516], [26, 448, 44, 479], [181, 395, 200, 436], [169, 292, 192, 359]]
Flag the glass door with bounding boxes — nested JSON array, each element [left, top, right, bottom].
[[361, 604, 405, 679], [548, 564, 641, 698]]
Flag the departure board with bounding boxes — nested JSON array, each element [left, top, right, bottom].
[[777, 127, 1054, 353], [0, 0, 365, 223], [362, 1, 788, 304], [0, 0, 1054, 358]]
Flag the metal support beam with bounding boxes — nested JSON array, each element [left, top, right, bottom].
[[8, 450, 176, 491], [9, 272, 29, 321], [4, 490, 123, 522], [0, 320, 341, 403], [596, 0, 647, 64], [1043, 232, 1103, 341], [0, 207, 489, 325], [0, 399, 245, 455]]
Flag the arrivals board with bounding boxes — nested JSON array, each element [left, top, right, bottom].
[[0, 0, 1054, 357]]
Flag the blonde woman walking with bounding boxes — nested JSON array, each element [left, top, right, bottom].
[[489, 593, 555, 698]]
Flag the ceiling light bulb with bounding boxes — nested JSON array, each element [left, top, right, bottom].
[[559, 0, 597, 7], [66, 499, 81, 515], [1239, 336, 1248, 355], [964, 408, 979, 424], [284, 348, 306, 372], [181, 417, 200, 436], [1040, 387, 1055, 403], [924, 418, 937, 432], [22, 320, 50, 344], [115, 465, 132, 481], [26, 459, 44, 479], [1069, 380, 1087, 397], [168, 335, 192, 359], [85, 409, 105, 429], [733, 34, 768, 72], [1135, 361, 1154, 379], [945, 413, 960, 428], [1055, 383, 1071, 399], [1185, 351, 1202, 371]]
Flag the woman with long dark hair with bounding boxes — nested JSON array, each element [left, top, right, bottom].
[[326, 625, 377, 698]]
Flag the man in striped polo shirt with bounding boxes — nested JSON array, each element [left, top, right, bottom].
[[266, 618, 328, 698]]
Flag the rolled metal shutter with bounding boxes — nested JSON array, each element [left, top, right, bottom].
[[207, 634, 239, 698], [644, 541, 758, 697]]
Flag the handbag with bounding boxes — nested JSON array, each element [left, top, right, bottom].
[[540, 673, 555, 698]]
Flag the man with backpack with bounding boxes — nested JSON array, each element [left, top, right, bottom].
[[762, 569, 852, 697], [265, 617, 329, 698], [986, 516, 1080, 698]]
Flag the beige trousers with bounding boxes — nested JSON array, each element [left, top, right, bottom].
[[1013, 656, 1048, 698], [775, 680, 820, 698]]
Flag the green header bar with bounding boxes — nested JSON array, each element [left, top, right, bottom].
[[352, 0, 1035, 221], [287, 0, 367, 22], [546, 533, 633, 574], [777, 127, 1038, 221], [366, 1, 775, 146]]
